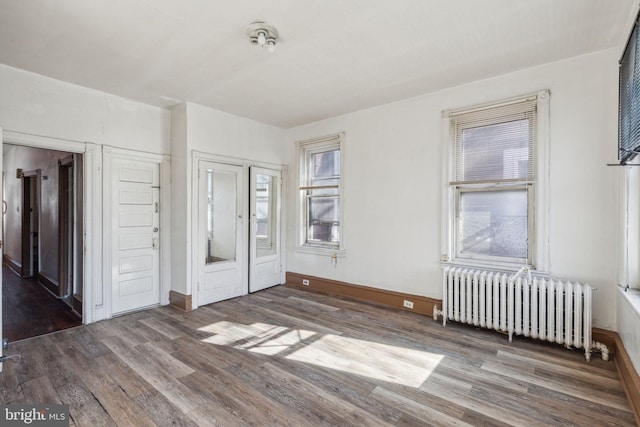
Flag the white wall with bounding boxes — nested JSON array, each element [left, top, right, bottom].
[[187, 103, 285, 163], [170, 102, 285, 296], [0, 65, 170, 154], [0, 48, 623, 335], [169, 104, 189, 296], [285, 48, 620, 330], [0, 65, 171, 322]]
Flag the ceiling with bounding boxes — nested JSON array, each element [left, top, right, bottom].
[[0, 0, 635, 128]]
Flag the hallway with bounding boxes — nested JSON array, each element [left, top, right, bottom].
[[2, 265, 81, 342]]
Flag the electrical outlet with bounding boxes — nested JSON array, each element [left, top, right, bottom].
[[403, 300, 414, 309], [302, 279, 310, 286]]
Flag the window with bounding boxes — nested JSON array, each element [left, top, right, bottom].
[[297, 133, 344, 253], [444, 92, 549, 268]]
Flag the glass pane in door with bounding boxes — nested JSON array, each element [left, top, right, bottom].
[[205, 169, 237, 264], [256, 174, 277, 258]]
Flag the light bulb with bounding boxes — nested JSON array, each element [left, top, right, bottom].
[[257, 31, 266, 46], [267, 37, 276, 53]]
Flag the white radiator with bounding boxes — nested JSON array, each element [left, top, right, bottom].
[[433, 267, 609, 361]]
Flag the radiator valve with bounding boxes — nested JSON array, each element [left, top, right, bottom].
[[433, 305, 444, 322]]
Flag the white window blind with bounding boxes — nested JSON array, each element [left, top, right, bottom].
[[451, 98, 537, 184]]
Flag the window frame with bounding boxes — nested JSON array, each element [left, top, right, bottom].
[[296, 133, 345, 255], [442, 91, 550, 271]]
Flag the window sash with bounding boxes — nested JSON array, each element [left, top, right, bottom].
[[451, 98, 537, 184], [454, 184, 534, 265], [303, 192, 340, 247]]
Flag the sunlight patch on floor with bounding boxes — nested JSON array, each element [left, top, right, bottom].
[[199, 320, 317, 356], [286, 334, 443, 387], [199, 321, 443, 387]]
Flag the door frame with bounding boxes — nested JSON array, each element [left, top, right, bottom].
[[2, 130, 100, 324], [102, 146, 171, 318], [190, 151, 286, 310], [58, 154, 74, 303], [20, 169, 41, 278]]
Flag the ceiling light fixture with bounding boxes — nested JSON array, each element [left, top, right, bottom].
[[247, 21, 278, 53]]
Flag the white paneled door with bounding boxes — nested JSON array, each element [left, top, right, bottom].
[[111, 158, 160, 315], [198, 161, 245, 306], [249, 167, 282, 293]]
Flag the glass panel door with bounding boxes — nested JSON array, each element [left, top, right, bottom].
[[198, 161, 245, 306], [249, 167, 281, 293]]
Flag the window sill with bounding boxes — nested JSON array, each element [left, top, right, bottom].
[[440, 259, 548, 278], [296, 245, 346, 258], [619, 286, 640, 320]]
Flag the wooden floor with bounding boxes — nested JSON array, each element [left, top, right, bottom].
[[2, 265, 81, 342], [0, 285, 635, 426]]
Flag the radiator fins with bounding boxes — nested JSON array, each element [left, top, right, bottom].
[[433, 267, 609, 361]]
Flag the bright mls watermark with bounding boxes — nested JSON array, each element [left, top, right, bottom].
[[1, 405, 69, 426]]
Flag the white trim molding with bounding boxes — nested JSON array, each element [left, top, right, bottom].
[[3, 131, 102, 325]]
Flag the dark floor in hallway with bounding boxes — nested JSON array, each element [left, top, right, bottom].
[[2, 265, 81, 342]]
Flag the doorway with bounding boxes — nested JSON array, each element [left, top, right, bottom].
[[20, 170, 40, 278], [2, 144, 83, 341]]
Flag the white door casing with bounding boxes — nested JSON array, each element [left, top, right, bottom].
[[249, 167, 282, 292], [198, 161, 245, 306], [111, 158, 161, 314], [2, 131, 99, 324]]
